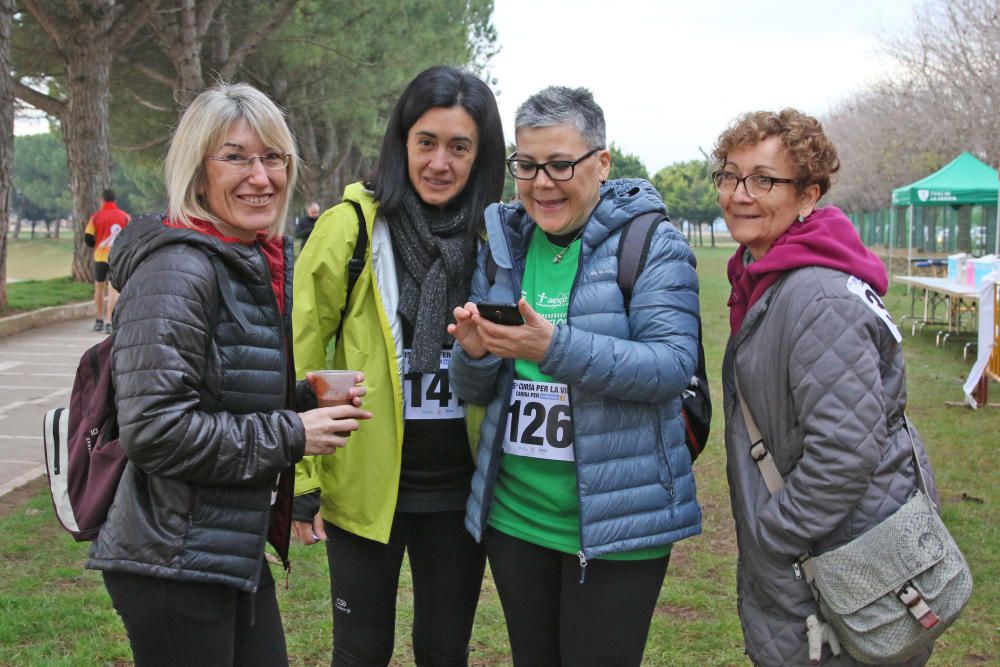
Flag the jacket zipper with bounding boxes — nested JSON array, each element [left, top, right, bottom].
[[562, 196, 642, 574], [568, 225, 589, 578], [480, 209, 525, 533], [254, 244, 288, 588], [186, 488, 199, 528]]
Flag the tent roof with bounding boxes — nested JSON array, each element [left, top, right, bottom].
[[891, 152, 998, 206]]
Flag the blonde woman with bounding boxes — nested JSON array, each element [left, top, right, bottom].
[[87, 82, 369, 667]]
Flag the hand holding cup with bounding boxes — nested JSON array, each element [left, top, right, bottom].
[[300, 403, 371, 456], [301, 370, 370, 455], [308, 370, 366, 407]]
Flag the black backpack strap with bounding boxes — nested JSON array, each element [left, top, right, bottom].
[[209, 254, 253, 334], [617, 211, 666, 312], [334, 201, 369, 342], [345, 201, 368, 303]]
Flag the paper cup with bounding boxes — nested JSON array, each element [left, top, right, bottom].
[[310, 370, 359, 407]]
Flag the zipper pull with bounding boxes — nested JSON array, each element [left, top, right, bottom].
[[792, 561, 802, 581], [577, 551, 588, 584]]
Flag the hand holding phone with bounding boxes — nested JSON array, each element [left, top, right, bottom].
[[476, 301, 524, 326]]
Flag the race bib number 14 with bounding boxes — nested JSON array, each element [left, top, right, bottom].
[[403, 349, 464, 420], [502, 379, 574, 461]]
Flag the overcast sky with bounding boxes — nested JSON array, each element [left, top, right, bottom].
[[490, 0, 919, 172], [14, 0, 920, 175]]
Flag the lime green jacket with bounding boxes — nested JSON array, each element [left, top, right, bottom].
[[292, 183, 482, 543]]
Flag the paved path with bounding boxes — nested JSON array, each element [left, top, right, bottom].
[[0, 318, 105, 497]]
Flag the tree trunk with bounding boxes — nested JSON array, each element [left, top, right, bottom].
[[64, 42, 114, 282], [17, 0, 159, 282], [0, 0, 13, 307]]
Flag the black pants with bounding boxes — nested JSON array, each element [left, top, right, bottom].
[[324, 511, 486, 667], [485, 527, 670, 667], [102, 567, 287, 667]]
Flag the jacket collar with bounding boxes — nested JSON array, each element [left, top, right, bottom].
[[485, 177, 668, 270]]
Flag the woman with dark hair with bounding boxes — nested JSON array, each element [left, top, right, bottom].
[[292, 65, 505, 666]]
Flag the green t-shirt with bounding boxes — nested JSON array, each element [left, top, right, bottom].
[[488, 228, 669, 561]]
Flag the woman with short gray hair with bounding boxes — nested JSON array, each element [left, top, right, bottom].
[[449, 85, 702, 666]]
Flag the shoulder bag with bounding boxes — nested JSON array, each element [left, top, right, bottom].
[[735, 380, 973, 664]]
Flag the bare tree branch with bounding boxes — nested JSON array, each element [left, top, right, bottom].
[[195, 0, 225, 40], [217, 0, 298, 80], [19, 0, 71, 48], [266, 36, 376, 66], [127, 88, 173, 112], [109, 0, 161, 46], [13, 79, 65, 118], [116, 53, 177, 88], [111, 134, 170, 151]]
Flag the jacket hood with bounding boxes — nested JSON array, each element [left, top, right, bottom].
[[591, 178, 668, 233], [727, 205, 888, 334], [109, 214, 265, 292], [485, 178, 667, 271]]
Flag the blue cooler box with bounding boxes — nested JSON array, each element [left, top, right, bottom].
[[947, 253, 968, 283], [969, 256, 999, 289]]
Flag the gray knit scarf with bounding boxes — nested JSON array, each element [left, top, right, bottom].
[[387, 188, 476, 374]]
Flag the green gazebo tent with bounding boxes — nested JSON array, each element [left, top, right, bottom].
[[890, 152, 999, 275]]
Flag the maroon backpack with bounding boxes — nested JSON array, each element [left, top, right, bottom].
[[42, 248, 237, 541], [43, 334, 124, 541]]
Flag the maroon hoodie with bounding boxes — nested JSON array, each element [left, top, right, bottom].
[[727, 206, 888, 335]]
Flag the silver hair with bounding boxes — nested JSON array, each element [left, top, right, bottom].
[[514, 86, 606, 149]]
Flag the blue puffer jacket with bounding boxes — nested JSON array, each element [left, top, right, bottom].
[[451, 179, 702, 559]]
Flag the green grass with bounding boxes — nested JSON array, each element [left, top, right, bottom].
[[3, 277, 92, 315], [6, 237, 76, 281], [0, 245, 996, 666], [2, 237, 88, 316]]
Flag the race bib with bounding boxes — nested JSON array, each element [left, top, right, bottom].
[[502, 379, 574, 461], [846, 276, 902, 343], [402, 349, 464, 420]]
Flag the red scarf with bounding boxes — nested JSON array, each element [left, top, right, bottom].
[[727, 206, 887, 335]]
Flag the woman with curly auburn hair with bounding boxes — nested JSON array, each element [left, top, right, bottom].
[[714, 109, 940, 665]]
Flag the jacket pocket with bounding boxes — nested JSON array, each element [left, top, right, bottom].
[[654, 414, 677, 501]]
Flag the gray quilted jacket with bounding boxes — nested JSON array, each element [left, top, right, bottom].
[[723, 265, 937, 666], [87, 218, 308, 592], [453, 179, 702, 559]]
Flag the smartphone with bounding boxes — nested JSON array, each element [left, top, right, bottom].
[[476, 301, 524, 326]]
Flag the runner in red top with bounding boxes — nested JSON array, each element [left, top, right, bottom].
[[84, 189, 131, 333]]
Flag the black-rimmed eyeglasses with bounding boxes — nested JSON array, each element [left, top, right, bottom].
[[506, 147, 603, 182], [712, 170, 799, 198], [207, 152, 291, 170]]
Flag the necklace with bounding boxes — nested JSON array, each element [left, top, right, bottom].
[[551, 226, 586, 264]]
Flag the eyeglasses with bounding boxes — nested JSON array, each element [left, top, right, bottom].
[[207, 152, 291, 170], [712, 170, 799, 198], [506, 147, 603, 182]]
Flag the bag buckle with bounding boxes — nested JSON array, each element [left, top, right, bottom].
[[749, 441, 768, 462], [897, 582, 940, 629]]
